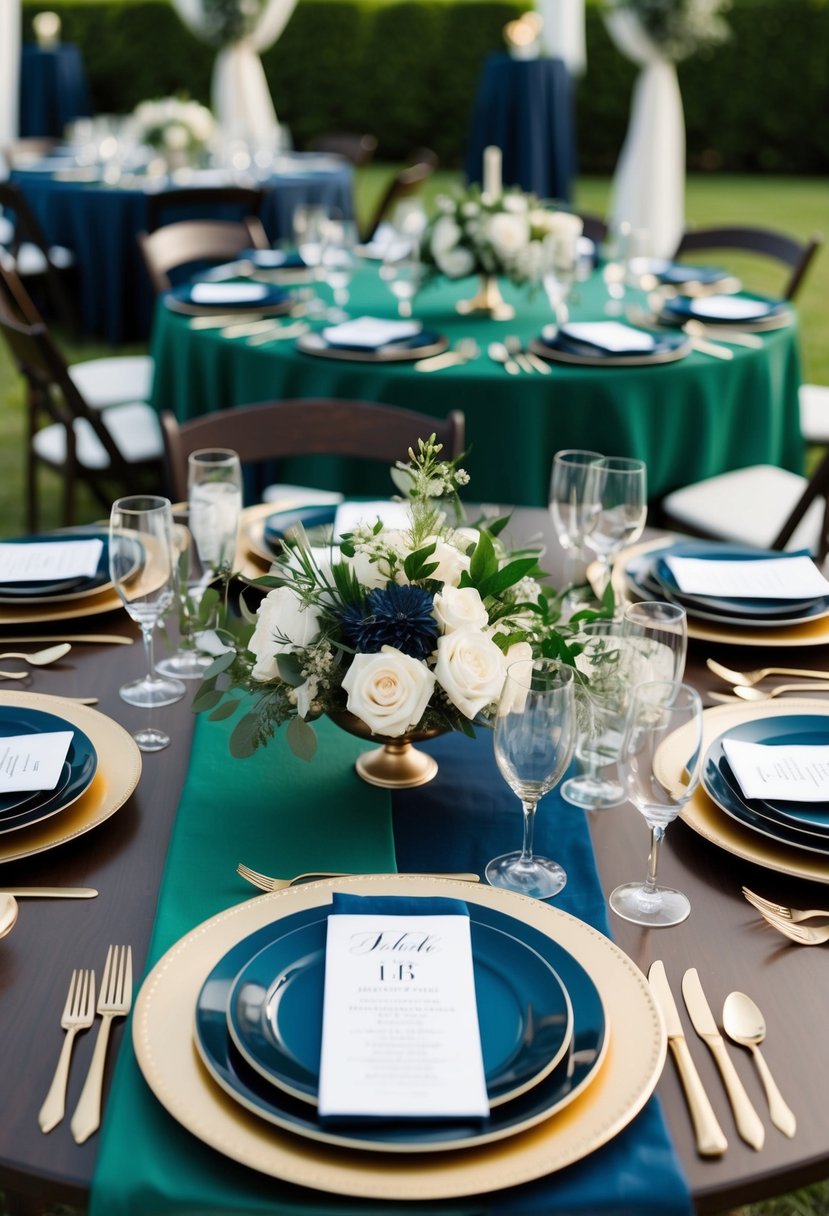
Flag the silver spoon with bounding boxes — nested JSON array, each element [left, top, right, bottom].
[[0, 893, 18, 939], [488, 341, 520, 375], [722, 992, 796, 1137], [0, 643, 71, 665]]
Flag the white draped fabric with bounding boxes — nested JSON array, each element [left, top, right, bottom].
[[172, 0, 297, 142], [603, 9, 685, 258], [537, 0, 586, 75], [0, 0, 21, 156]]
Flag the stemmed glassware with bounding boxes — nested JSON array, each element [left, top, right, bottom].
[[542, 232, 581, 330], [609, 681, 703, 927], [320, 215, 358, 320], [582, 456, 647, 602], [487, 660, 576, 899], [622, 601, 688, 684], [108, 495, 185, 752], [293, 203, 330, 315], [187, 448, 243, 585], [548, 448, 603, 612], [380, 200, 426, 318], [155, 516, 221, 681], [601, 220, 632, 316]]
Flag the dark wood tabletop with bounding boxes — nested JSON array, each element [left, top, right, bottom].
[[1, 509, 829, 1215]]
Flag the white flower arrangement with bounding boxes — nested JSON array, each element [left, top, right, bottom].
[[606, 0, 731, 60], [196, 438, 608, 760], [131, 97, 217, 159], [420, 186, 584, 286]]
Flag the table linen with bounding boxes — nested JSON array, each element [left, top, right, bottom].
[[90, 713, 690, 1215]]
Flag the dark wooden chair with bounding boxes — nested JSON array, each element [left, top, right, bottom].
[[144, 185, 265, 233], [137, 217, 270, 295], [0, 179, 78, 332], [0, 259, 163, 530], [307, 132, 378, 167], [672, 224, 823, 300], [361, 149, 439, 243], [161, 399, 465, 504]]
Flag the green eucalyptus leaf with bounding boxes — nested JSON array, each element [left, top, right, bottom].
[[286, 714, 317, 762], [192, 686, 224, 713], [208, 698, 241, 722], [203, 650, 236, 678], [276, 653, 305, 687]]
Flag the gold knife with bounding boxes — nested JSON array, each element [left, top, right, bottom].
[[648, 961, 727, 1157], [0, 635, 133, 645], [681, 968, 765, 1150], [0, 888, 97, 898]]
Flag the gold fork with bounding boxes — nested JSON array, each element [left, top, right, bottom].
[[732, 682, 829, 702], [752, 908, 829, 946], [707, 658, 829, 687], [70, 945, 133, 1144], [39, 969, 96, 1133], [742, 886, 829, 923], [237, 863, 480, 892]]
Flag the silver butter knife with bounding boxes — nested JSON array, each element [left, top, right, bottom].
[[648, 961, 727, 1157], [682, 967, 765, 1149]]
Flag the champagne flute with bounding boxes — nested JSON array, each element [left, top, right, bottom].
[[109, 495, 185, 751], [583, 456, 647, 602], [542, 231, 580, 330], [155, 516, 219, 680], [293, 203, 329, 315], [187, 448, 242, 582], [609, 681, 703, 927], [562, 621, 634, 810], [320, 215, 358, 320], [487, 660, 576, 899], [382, 232, 423, 318], [622, 600, 688, 684], [601, 220, 632, 316], [548, 448, 603, 611]]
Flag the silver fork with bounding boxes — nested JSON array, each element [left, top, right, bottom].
[[742, 886, 829, 923], [38, 969, 96, 1133], [237, 862, 480, 892], [707, 658, 829, 687], [70, 945, 133, 1144]]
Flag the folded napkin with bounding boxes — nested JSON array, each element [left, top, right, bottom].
[[664, 552, 829, 600], [687, 294, 776, 321], [0, 730, 72, 792], [558, 321, 656, 354], [189, 282, 271, 306], [0, 537, 103, 583], [321, 316, 421, 350]]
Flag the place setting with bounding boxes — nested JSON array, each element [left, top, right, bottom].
[[296, 315, 449, 362], [163, 279, 296, 318]]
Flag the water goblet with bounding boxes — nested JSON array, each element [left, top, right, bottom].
[[548, 448, 603, 611], [583, 456, 647, 602], [562, 621, 634, 810], [622, 600, 688, 684], [108, 495, 185, 751], [609, 681, 703, 927], [486, 660, 576, 899]]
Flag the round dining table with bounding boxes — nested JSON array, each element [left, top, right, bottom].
[[10, 156, 353, 342], [149, 264, 804, 508]]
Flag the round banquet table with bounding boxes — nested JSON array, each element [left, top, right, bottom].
[[149, 265, 804, 508], [10, 157, 353, 342]]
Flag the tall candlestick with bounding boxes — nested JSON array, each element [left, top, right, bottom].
[[483, 145, 502, 198]]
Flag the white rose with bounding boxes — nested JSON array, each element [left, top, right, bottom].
[[248, 586, 321, 681], [430, 215, 462, 257], [434, 629, 506, 718], [433, 586, 488, 634], [498, 643, 534, 714], [341, 646, 435, 737], [541, 210, 584, 239], [435, 245, 476, 279], [422, 535, 471, 587], [487, 211, 530, 260], [163, 123, 190, 151]]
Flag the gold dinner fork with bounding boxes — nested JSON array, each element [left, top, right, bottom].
[[70, 945, 133, 1144], [752, 907, 829, 946], [706, 658, 829, 687], [237, 862, 480, 893], [742, 886, 829, 923], [39, 969, 96, 1133], [732, 682, 829, 702]]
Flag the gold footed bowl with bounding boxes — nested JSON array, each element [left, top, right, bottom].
[[455, 274, 515, 321], [328, 711, 444, 789]]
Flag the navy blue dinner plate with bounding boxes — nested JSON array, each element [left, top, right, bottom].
[[262, 505, 338, 552], [165, 280, 292, 315], [660, 292, 790, 330], [0, 706, 97, 833], [531, 325, 690, 367]]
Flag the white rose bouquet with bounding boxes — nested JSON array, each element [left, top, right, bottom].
[[131, 97, 217, 160], [605, 0, 730, 60], [196, 437, 608, 761], [420, 185, 584, 286]]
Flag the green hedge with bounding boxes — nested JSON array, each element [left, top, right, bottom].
[[22, 0, 829, 172]]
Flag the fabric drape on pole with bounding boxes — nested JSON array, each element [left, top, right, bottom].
[[603, 9, 685, 258], [537, 0, 586, 75], [0, 0, 21, 160], [172, 0, 297, 143]]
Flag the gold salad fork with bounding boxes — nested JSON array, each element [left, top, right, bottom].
[[39, 969, 96, 1133], [237, 863, 480, 892], [706, 658, 829, 687], [743, 886, 829, 923], [751, 909, 829, 946], [70, 945, 133, 1144]]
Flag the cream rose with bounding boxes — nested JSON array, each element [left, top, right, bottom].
[[498, 643, 534, 715], [341, 646, 435, 737], [435, 245, 476, 278], [248, 587, 321, 681], [433, 586, 488, 634], [486, 211, 530, 258], [422, 536, 471, 587], [434, 629, 506, 718]]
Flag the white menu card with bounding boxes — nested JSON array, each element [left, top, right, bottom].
[[723, 739, 829, 802], [0, 731, 73, 792], [318, 911, 489, 1120], [664, 554, 829, 599], [0, 539, 103, 582]]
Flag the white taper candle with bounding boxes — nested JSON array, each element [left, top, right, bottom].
[[483, 145, 502, 198]]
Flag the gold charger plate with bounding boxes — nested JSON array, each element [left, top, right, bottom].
[[296, 331, 449, 363], [655, 700, 829, 883], [133, 874, 664, 1201], [165, 296, 294, 319], [527, 336, 692, 368], [658, 305, 793, 333], [0, 691, 141, 863]]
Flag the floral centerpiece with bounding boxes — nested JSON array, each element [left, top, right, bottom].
[[196, 437, 608, 786], [131, 96, 217, 165]]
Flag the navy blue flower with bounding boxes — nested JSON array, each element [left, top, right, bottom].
[[339, 585, 438, 660]]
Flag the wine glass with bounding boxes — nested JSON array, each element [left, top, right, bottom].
[[548, 448, 603, 611], [562, 621, 634, 810], [293, 203, 330, 314], [542, 231, 581, 330], [109, 495, 185, 751], [487, 660, 576, 899], [609, 681, 703, 927], [622, 601, 688, 684], [601, 220, 632, 316], [382, 231, 423, 318], [583, 456, 647, 602], [320, 215, 358, 320]]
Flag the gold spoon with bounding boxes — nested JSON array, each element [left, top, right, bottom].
[[722, 991, 796, 1137], [0, 893, 18, 939], [0, 643, 71, 665], [733, 682, 829, 701]]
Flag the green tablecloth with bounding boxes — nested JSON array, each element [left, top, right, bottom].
[[150, 267, 803, 507]]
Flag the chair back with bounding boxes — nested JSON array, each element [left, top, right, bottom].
[[137, 217, 270, 294], [361, 149, 439, 242], [161, 399, 465, 503], [773, 448, 829, 562], [144, 185, 265, 233], [0, 179, 76, 328], [673, 224, 823, 300], [307, 132, 378, 166]]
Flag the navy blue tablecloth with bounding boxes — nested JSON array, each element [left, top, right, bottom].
[[19, 44, 92, 138]]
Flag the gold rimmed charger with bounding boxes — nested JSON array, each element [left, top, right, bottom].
[[655, 699, 829, 883], [527, 336, 692, 369], [0, 692, 141, 864], [133, 874, 665, 1201], [296, 331, 449, 363]]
